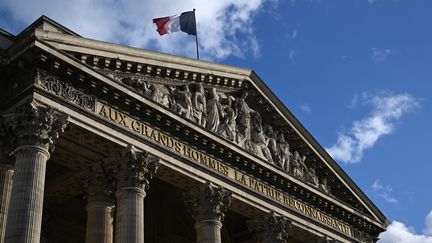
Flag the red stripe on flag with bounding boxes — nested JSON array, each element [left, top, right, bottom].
[[152, 16, 171, 35]]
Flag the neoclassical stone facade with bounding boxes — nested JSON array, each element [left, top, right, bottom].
[[0, 16, 388, 243]]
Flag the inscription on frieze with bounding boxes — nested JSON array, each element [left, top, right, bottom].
[[97, 103, 353, 237], [36, 70, 96, 112]]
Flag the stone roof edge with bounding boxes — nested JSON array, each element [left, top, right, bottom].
[[34, 29, 252, 79]]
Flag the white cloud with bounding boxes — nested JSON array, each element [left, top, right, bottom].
[[326, 91, 419, 163], [285, 29, 297, 40], [288, 49, 296, 63], [0, 0, 272, 60], [379, 220, 432, 243], [300, 103, 311, 113], [372, 48, 396, 62], [424, 211, 432, 235], [372, 179, 398, 204]]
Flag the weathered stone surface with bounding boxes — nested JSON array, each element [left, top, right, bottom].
[[3, 101, 68, 243], [248, 211, 292, 243]]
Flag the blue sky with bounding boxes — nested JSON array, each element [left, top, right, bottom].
[[1, 0, 431, 241]]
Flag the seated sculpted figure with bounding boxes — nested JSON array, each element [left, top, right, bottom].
[[319, 178, 331, 194], [251, 115, 273, 163], [175, 85, 193, 120]]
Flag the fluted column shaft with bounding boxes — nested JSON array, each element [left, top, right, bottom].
[[84, 163, 116, 243], [2, 101, 68, 243], [5, 145, 49, 243], [195, 220, 222, 243], [0, 164, 13, 243], [112, 145, 159, 243], [115, 188, 145, 243], [85, 202, 114, 243]]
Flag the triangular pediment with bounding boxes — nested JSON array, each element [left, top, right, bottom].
[[2, 16, 388, 239]]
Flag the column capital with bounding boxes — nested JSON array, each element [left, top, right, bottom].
[[113, 145, 159, 190], [84, 164, 116, 203], [185, 182, 232, 222], [2, 100, 68, 153], [248, 211, 292, 243], [0, 119, 15, 167]]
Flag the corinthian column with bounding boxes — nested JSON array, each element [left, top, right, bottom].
[[84, 164, 115, 243], [114, 145, 159, 243], [0, 163, 13, 243], [247, 211, 292, 243], [3, 101, 68, 243], [0, 125, 13, 243], [185, 182, 232, 243]]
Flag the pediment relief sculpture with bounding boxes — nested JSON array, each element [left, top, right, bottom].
[[106, 72, 331, 195]]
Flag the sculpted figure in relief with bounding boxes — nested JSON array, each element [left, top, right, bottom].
[[277, 132, 291, 172], [264, 125, 278, 164], [192, 83, 207, 127], [206, 87, 224, 133], [291, 151, 306, 180], [217, 96, 237, 142], [236, 91, 256, 142], [174, 85, 193, 120], [251, 114, 273, 163], [319, 178, 330, 194], [305, 168, 319, 188], [141, 82, 170, 107]]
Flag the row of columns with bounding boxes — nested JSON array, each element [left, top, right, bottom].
[[0, 101, 310, 243]]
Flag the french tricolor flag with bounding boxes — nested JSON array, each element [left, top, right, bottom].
[[153, 11, 197, 36]]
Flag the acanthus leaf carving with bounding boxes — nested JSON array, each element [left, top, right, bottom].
[[4, 100, 68, 152], [112, 145, 160, 190], [184, 181, 232, 222], [247, 211, 292, 243]]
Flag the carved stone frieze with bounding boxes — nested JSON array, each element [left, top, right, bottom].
[[36, 69, 96, 112], [184, 182, 232, 222], [111, 145, 160, 189], [247, 211, 292, 243], [3, 100, 68, 152], [100, 70, 332, 195]]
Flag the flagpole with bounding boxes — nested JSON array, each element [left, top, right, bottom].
[[193, 9, 200, 60]]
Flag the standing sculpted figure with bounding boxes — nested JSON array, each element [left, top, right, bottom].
[[236, 91, 256, 143], [277, 132, 291, 172], [265, 125, 278, 164], [192, 83, 207, 127], [217, 96, 237, 141], [206, 87, 223, 133]]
